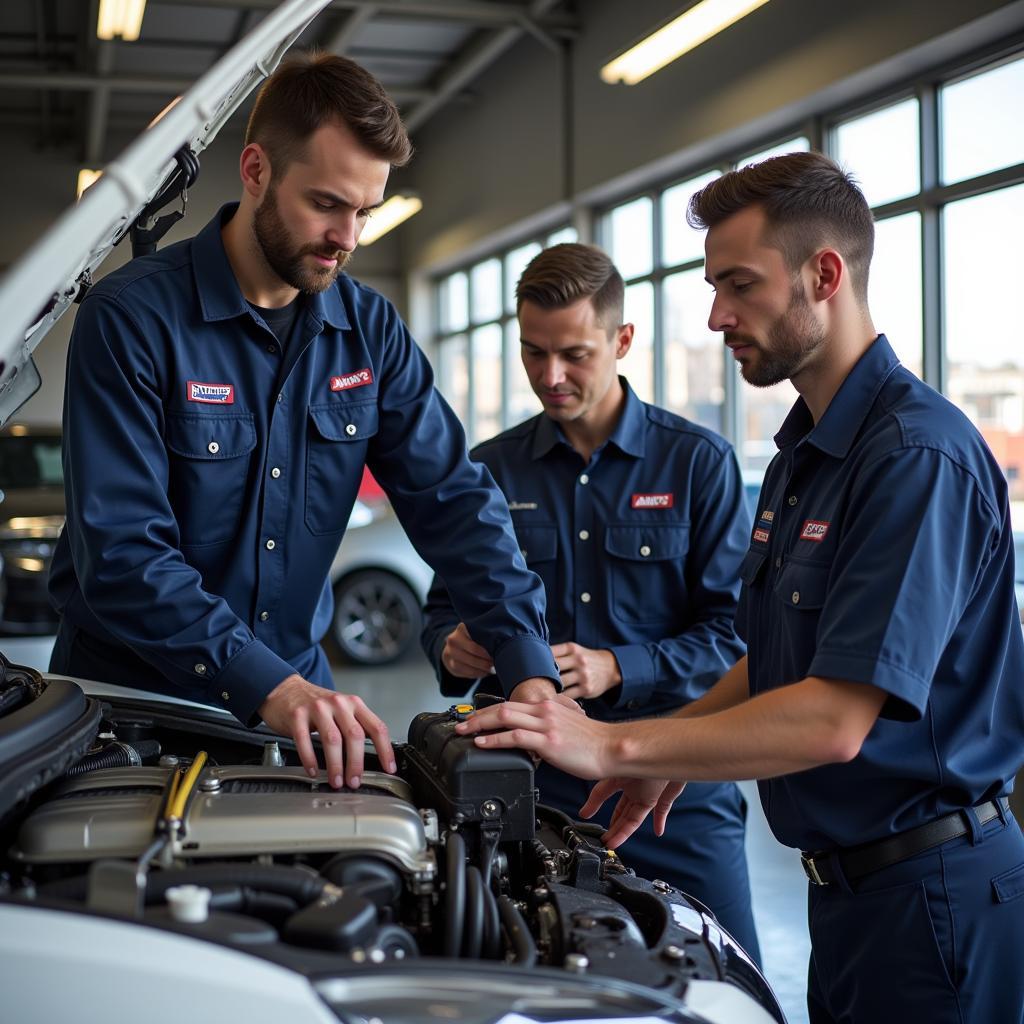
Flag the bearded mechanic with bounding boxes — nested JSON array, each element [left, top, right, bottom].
[[48, 53, 561, 789]]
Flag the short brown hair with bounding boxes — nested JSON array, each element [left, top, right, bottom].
[[687, 152, 875, 300], [516, 243, 624, 333], [245, 51, 412, 176]]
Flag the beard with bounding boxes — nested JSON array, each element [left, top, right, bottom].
[[253, 185, 351, 294], [727, 281, 826, 388]]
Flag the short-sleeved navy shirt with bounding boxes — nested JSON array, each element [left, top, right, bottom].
[[738, 335, 1024, 851]]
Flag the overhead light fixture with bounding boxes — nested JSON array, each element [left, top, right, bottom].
[[358, 194, 423, 246], [97, 0, 147, 42], [601, 0, 771, 85], [77, 169, 103, 199]]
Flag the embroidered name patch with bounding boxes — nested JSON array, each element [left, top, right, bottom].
[[187, 380, 234, 404], [800, 519, 830, 542], [631, 493, 674, 509], [508, 501, 539, 511], [752, 508, 774, 545], [330, 368, 373, 392]]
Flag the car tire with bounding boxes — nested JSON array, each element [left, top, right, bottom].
[[331, 569, 422, 666]]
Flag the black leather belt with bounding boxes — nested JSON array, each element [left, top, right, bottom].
[[801, 798, 1010, 886]]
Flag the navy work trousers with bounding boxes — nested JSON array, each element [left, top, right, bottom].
[[535, 762, 761, 966], [807, 805, 1024, 1023]]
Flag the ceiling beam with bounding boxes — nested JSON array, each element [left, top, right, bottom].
[[322, 5, 378, 54]]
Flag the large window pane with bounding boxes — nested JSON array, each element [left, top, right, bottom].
[[438, 334, 469, 428], [869, 212, 922, 377], [504, 242, 542, 313], [470, 259, 501, 323], [835, 99, 919, 208], [942, 57, 1024, 185], [742, 375, 798, 474], [605, 197, 653, 280], [662, 171, 720, 268], [472, 324, 503, 444], [738, 136, 810, 166], [546, 226, 578, 247], [505, 319, 542, 427], [663, 268, 724, 432], [944, 184, 1024, 518], [623, 281, 655, 402], [440, 272, 468, 332]]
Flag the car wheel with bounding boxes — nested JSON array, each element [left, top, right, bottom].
[[332, 569, 421, 666]]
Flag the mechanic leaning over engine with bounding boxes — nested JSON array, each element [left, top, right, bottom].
[[421, 243, 760, 964], [48, 52, 565, 791], [457, 153, 1024, 1024]]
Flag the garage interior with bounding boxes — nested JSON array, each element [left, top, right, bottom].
[[0, 3, 1022, 1021]]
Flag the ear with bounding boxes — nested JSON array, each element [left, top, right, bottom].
[[239, 143, 271, 199], [614, 322, 634, 360], [810, 248, 843, 303]]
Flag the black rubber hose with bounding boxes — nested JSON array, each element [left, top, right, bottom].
[[444, 832, 466, 958], [498, 895, 537, 966], [65, 739, 161, 776], [462, 865, 484, 959], [480, 871, 501, 959]]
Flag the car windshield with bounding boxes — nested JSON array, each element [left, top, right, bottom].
[[0, 436, 63, 490]]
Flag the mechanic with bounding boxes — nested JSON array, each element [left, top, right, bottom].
[[48, 52, 561, 791], [455, 153, 1024, 1023], [421, 243, 760, 963]]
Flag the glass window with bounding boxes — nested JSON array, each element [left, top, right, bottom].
[[504, 242, 542, 313], [546, 226, 578, 247], [737, 136, 810, 166], [605, 197, 653, 280], [869, 212, 923, 377], [942, 56, 1024, 185], [742, 376, 797, 473], [662, 170, 720, 268], [835, 98, 920, 208], [472, 324, 503, 443], [505, 319, 542, 427], [623, 281, 655, 402], [944, 184, 1024, 514], [663, 268, 724, 432], [440, 272, 468, 333], [470, 259, 502, 323], [437, 335, 469, 427]]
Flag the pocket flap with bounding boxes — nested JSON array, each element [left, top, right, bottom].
[[773, 559, 829, 610], [514, 524, 557, 562], [165, 412, 256, 460], [309, 401, 379, 442], [603, 523, 689, 562], [993, 861, 1024, 903]]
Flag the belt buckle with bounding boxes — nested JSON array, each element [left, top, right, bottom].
[[801, 851, 828, 886]]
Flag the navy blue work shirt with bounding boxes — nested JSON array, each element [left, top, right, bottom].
[[49, 204, 558, 724], [739, 335, 1024, 851], [422, 380, 750, 720]]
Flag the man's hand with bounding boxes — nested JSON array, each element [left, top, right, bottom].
[[552, 643, 622, 700], [455, 699, 615, 779], [580, 778, 686, 849], [509, 676, 561, 703], [442, 622, 494, 679], [258, 674, 396, 790]]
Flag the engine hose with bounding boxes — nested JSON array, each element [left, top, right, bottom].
[[462, 865, 484, 959], [444, 832, 466, 958], [374, 924, 420, 959], [497, 896, 537, 967], [480, 872, 501, 959], [65, 739, 162, 776]]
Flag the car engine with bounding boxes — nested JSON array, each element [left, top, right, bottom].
[[0, 666, 783, 1023]]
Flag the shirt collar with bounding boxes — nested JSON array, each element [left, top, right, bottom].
[[192, 203, 349, 331], [774, 335, 900, 457], [530, 376, 646, 461]]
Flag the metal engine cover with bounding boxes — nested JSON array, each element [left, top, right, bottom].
[[11, 765, 435, 878]]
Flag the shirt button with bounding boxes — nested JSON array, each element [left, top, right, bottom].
[[221, 691, 230, 701], [791, 591, 800, 605], [578, 530, 589, 541], [520, 548, 528, 558], [277, 392, 284, 403], [271, 467, 281, 479], [345, 424, 357, 437], [788, 495, 798, 507], [640, 544, 651, 557], [265, 539, 276, 550], [581, 592, 591, 603], [775, 557, 782, 568], [194, 663, 207, 675], [267, 344, 277, 354], [207, 441, 219, 455], [259, 611, 269, 621], [579, 474, 589, 485]]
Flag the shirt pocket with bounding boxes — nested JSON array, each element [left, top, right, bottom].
[[604, 522, 690, 625], [512, 521, 558, 598], [165, 411, 256, 546], [305, 400, 379, 536], [772, 557, 829, 612]]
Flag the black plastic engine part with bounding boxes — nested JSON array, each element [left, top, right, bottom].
[[66, 739, 162, 776]]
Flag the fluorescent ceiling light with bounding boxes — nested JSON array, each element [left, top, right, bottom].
[[601, 0, 771, 85], [77, 169, 103, 199], [358, 194, 423, 246], [97, 0, 147, 42]]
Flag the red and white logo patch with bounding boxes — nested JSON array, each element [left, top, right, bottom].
[[800, 519, 830, 542], [631, 493, 674, 509], [330, 368, 373, 392], [187, 380, 234, 404], [753, 529, 771, 544]]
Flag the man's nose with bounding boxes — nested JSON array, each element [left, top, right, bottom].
[[327, 211, 359, 253], [708, 292, 737, 333]]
